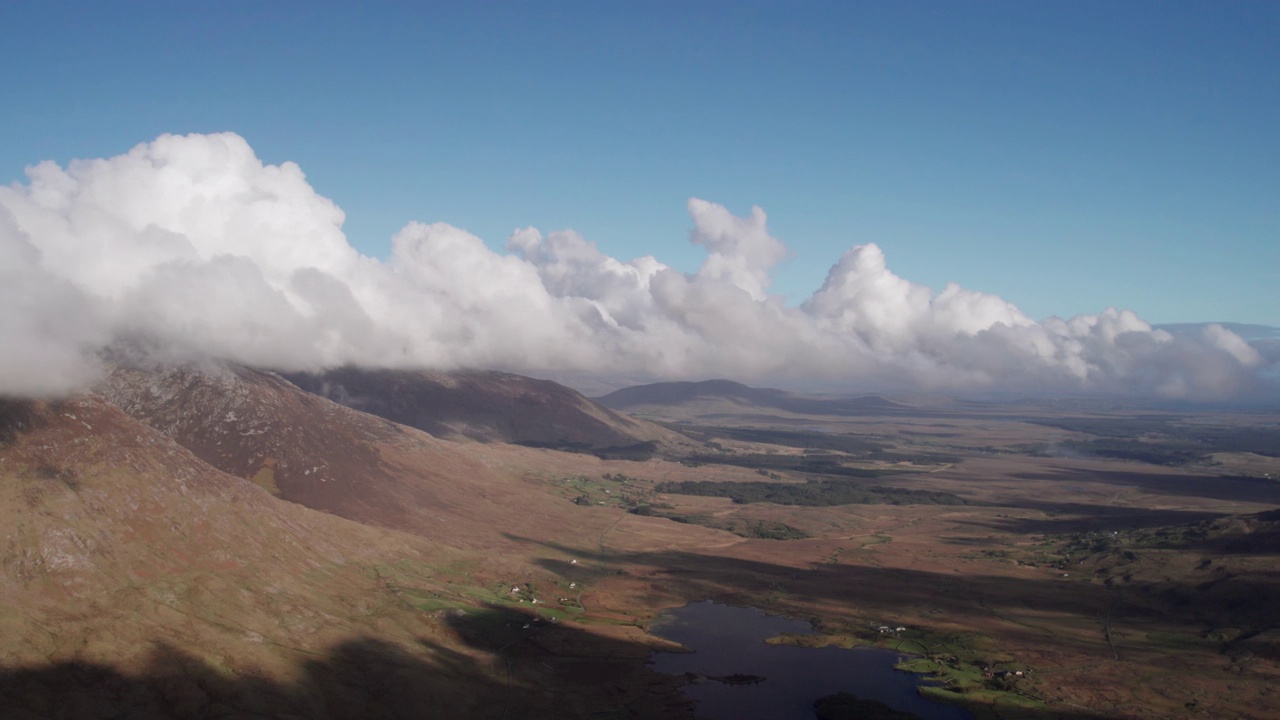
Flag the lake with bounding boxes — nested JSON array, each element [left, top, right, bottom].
[[648, 601, 974, 720]]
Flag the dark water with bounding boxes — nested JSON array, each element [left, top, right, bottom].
[[648, 602, 973, 720]]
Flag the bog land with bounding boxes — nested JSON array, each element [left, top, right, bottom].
[[5, 371, 1280, 720], [538, 393, 1280, 719]]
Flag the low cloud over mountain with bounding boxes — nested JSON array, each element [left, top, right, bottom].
[[1, 132, 1269, 399]]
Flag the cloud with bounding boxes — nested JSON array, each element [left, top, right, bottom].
[[0, 132, 1271, 400], [686, 198, 786, 301], [0, 206, 107, 395]]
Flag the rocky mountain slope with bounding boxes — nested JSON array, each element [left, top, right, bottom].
[[95, 362, 613, 547], [284, 367, 692, 457]]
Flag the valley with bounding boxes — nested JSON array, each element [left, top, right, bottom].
[[2, 368, 1278, 719]]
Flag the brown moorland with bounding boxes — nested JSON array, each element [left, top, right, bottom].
[[2, 369, 1279, 719]]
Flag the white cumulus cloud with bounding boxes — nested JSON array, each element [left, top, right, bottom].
[[0, 132, 1270, 400]]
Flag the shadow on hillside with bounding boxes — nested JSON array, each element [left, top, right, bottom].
[[534, 540, 1132, 625], [961, 503, 1229, 535], [5, 549, 1215, 720], [1, 637, 494, 720], [955, 501, 1280, 555], [0, 608, 690, 720], [0, 399, 49, 445], [0, 635, 522, 712], [1011, 467, 1280, 505]]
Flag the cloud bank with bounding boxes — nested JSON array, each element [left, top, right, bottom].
[[0, 132, 1269, 399]]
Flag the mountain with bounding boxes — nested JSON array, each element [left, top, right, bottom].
[[95, 362, 612, 546], [595, 378, 910, 420], [2, 371, 702, 718], [597, 379, 783, 409], [0, 395, 506, 717], [282, 367, 691, 458]]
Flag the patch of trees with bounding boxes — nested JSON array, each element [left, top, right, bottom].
[[866, 450, 962, 465], [671, 425, 961, 465], [1217, 430, 1280, 457], [628, 503, 668, 517], [1057, 438, 1210, 466], [591, 441, 659, 460], [629, 504, 810, 539], [514, 440, 658, 461], [679, 453, 903, 478], [739, 520, 811, 540], [1027, 416, 1175, 437], [653, 480, 967, 507], [1030, 418, 1280, 458], [681, 425, 888, 454]]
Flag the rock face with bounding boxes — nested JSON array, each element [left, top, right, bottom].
[[284, 367, 688, 457], [96, 362, 418, 526], [99, 362, 389, 489]]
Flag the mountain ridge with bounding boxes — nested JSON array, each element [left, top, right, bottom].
[[595, 378, 910, 419], [283, 366, 693, 458], [0, 370, 702, 718], [0, 394, 456, 674], [95, 362, 616, 546]]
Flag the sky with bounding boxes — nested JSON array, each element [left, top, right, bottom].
[[1, 2, 1277, 399]]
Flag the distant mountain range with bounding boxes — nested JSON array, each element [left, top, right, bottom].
[[595, 378, 920, 419], [590, 324, 1280, 417], [283, 367, 690, 458]]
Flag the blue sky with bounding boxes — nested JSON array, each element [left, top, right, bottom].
[[3, 1, 1276, 325]]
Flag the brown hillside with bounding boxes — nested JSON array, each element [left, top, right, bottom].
[[284, 367, 691, 456], [0, 394, 712, 718], [0, 395, 505, 716], [95, 363, 615, 548], [595, 378, 910, 421]]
